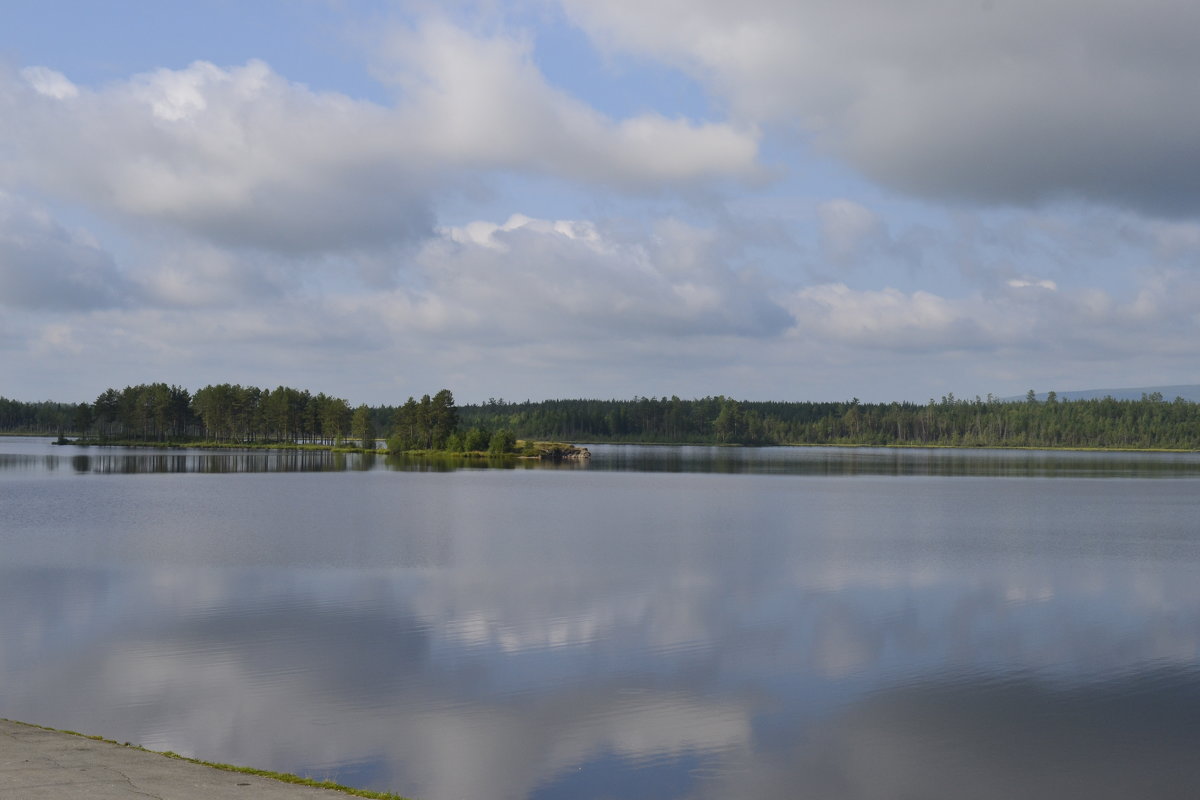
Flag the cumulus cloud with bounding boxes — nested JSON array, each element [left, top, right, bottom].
[[787, 284, 988, 351], [780, 259, 1200, 362], [364, 213, 794, 342], [0, 22, 759, 255], [3, 60, 435, 253], [558, 0, 1200, 215], [376, 21, 760, 186], [0, 210, 794, 398], [7, 198, 1200, 403]]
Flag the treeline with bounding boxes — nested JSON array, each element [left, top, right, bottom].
[[5, 387, 1200, 451], [0, 383, 498, 453], [0, 383, 381, 446], [457, 392, 1200, 450], [0, 397, 78, 434]]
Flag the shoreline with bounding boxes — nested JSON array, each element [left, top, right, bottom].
[[573, 439, 1200, 454], [46, 437, 591, 460], [5, 432, 1198, 455]]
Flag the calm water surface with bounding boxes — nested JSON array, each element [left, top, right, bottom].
[[2, 438, 1200, 799]]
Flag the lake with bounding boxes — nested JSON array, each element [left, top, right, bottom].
[[2, 437, 1200, 799]]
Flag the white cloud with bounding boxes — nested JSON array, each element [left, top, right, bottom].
[[376, 21, 760, 186], [6, 198, 1200, 403], [443, 213, 601, 250], [19, 66, 78, 100], [4, 59, 434, 253], [1007, 278, 1058, 291], [787, 283, 994, 351], [781, 262, 1200, 362], [382, 213, 794, 341], [558, 0, 1200, 215], [0, 22, 758, 256]]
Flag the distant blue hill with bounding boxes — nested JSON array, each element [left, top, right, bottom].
[[1004, 385, 1200, 402]]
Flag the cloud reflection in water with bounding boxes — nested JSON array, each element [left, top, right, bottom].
[[1, 445, 1199, 799]]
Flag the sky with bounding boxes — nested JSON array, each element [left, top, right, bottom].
[[2, 0, 1199, 405]]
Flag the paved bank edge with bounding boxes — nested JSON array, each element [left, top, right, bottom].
[[0, 719, 412, 800]]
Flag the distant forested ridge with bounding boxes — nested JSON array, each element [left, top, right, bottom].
[[457, 392, 1200, 450], [3, 386, 1200, 450], [0, 397, 79, 434]]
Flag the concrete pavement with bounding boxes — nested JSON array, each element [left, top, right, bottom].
[[0, 720, 404, 800]]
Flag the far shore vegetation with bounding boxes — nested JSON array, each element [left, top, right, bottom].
[[4, 384, 1200, 452], [0, 384, 585, 460]]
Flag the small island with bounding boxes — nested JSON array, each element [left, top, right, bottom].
[[522, 441, 591, 461], [18, 382, 591, 462]]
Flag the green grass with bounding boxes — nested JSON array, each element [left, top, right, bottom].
[[1, 719, 413, 799]]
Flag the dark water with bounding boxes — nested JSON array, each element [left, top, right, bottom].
[[2, 437, 1199, 799]]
